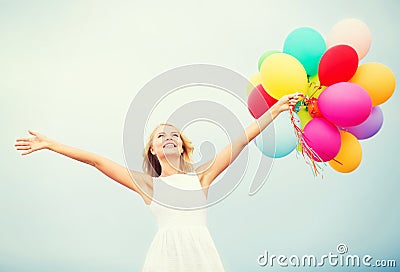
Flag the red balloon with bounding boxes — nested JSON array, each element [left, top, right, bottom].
[[318, 45, 358, 86], [247, 84, 278, 118], [307, 97, 323, 118]]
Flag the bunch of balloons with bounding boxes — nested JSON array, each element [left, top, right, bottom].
[[247, 19, 396, 174]]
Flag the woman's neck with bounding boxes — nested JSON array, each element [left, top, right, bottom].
[[159, 157, 183, 177]]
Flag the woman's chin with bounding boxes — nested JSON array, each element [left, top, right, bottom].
[[160, 148, 180, 157]]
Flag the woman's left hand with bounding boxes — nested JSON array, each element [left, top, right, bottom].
[[274, 92, 304, 113]]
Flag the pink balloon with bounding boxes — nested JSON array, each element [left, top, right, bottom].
[[327, 18, 372, 60], [318, 82, 372, 127], [303, 118, 341, 162], [343, 106, 384, 140]]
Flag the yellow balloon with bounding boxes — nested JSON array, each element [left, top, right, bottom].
[[297, 106, 312, 128], [260, 53, 308, 99], [246, 73, 262, 96], [349, 62, 396, 106], [329, 131, 362, 173]]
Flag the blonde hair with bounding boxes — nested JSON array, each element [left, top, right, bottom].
[[142, 123, 194, 177]]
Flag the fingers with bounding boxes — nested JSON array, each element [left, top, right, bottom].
[[14, 140, 32, 153], [15, 135, 32, 155], [288, 92, 304, 106], [14, 131, 40, 156], [15, 130, 38, 146], [14, 142, 30, 147], [14, 139, 31, 150], [287, 93, 303, 108], [15, 143, 33, 155], [21, 150, 33, 156], [15, 137, 30, 142], [15, 145, 31, 150], [288, 92, 304, 100], [278, 92, 305, 112], [288, 95, 300, 104], [283, 92, 304, 101]]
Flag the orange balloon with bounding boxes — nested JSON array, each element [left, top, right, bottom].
[[329, 131, 362, 173], [307, 98, 323, 118], [349, 62, 396, 106]]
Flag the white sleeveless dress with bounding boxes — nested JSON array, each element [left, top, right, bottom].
[[142, 173, 225, 272]]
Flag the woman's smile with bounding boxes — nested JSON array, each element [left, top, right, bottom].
[[163, 141, 177, 148]]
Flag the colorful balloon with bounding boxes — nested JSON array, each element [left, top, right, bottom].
[[329, 131, 362, 173], [327, 18, 371, 60], [255, 111, 300, 158], [318, 45, 359, 86], [307, 98, 323, 118], [349, 62, 396, 106], [283, 27, 326, 76], [303, 118, 341, 162], [309, 73, 319, 84], [296, 143, 303, 153], [297, 106, 312, 128], [307, 74, 325, 98], [318, 82, 372, 127], [247, 84, 278, 119], [258, 50, 280, 71], [343, 106, 384, 140], [260, 53, 308, 99]]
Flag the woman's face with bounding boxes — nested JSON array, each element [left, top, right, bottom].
[[151, 125, 184, 159]]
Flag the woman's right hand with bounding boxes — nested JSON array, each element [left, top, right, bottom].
[[14, 130, 55, 155], [273, 92, 304, 113]]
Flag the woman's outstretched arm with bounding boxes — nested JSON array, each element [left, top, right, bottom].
[[196, 93, 302, 187], [14, 130, 153, 203]]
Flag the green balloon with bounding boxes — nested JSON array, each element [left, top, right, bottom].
[[283, 27, 326, 76], [297, 106, 312, 128], [258, 49, 280, 71]]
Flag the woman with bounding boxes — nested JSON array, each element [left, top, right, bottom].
[[14, 92, 302, 271]]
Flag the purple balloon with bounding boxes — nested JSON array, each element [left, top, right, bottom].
[[343, 106, 384, 140], [318, 82, 372, 127]]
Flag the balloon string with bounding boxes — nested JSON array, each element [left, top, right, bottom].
[[294, 83, 344, 168], [290, 83, 345, 176], [290, 107, 325, 179], [308, 82, 323, 99]]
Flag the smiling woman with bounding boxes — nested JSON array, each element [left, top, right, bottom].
[[142, 124, 194, 179], [14, 93, 301, 271]]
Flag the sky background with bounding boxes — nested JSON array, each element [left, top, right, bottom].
[[1, 0, 399, 271]]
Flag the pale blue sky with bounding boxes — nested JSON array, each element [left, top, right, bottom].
[[1, 0, 399, 271]]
